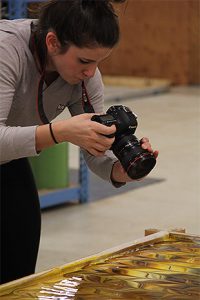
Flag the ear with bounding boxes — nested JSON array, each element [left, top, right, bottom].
[[46, 32, 61, 55]]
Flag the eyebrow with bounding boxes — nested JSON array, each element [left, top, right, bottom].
[[79, 49, 112, 64]]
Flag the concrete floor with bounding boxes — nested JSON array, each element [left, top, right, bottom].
[[36, 85, 200, 274]]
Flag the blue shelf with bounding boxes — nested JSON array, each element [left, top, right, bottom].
[[4, 0, 90, 207], [5, 0, 46, 19], [39, 151, 89, 209], [40, 187, 81, 209]]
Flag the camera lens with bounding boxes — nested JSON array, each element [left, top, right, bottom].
[[126, 152, 156, 179], [112, 134, 156, 180]]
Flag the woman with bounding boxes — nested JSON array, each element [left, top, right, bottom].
[[0, 0, 158, 283]]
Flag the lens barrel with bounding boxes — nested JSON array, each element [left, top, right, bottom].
[[112, 134, 156, 180]]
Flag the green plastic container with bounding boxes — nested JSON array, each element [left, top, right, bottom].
[[29, 143, 69, 189]]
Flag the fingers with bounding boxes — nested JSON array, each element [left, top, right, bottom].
[[89, 115, 116, 154], [153, 150, 159, 159], [96, 133, 115, 147], [87, 113, 116, 135], [83, 128, 115, 156], [140, 137, 149, 143], [93, 122, 116, 136], [88, 134, 115, 156], [140, 137, 152, 151], [140, 137, 159, 158]]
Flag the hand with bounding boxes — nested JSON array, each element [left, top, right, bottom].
[[53, 114, 116, 156], [140, 137, 159, 159], [111, 137, 159, 183]]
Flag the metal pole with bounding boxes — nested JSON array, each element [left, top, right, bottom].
[[79, 151, 89, 203]]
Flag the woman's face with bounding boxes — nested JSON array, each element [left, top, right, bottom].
[[47, 44, 113, 85]]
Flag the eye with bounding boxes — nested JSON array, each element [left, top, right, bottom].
[[79, 59, 90, 64]]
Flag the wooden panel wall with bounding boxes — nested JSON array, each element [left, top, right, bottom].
[[100, 0, 200, 85]]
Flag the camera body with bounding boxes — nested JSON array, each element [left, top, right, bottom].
[[91, 105, 156, 180]]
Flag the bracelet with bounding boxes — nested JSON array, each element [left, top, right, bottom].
[[49, 122, 58, 144]]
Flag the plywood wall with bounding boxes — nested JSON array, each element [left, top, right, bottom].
[[100, 0, 200, 85]]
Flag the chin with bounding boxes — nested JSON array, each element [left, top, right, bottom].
[[67, 78, 81, 85]]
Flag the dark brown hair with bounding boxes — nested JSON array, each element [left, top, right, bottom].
[[34, 0, 126, 50]]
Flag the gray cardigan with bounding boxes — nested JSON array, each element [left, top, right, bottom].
[[0, 19, 117, 182]]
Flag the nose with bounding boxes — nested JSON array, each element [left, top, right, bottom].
[[82, 65, 97, 78]]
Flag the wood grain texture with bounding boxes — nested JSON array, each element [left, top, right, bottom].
[[100, 0, 200, 84]]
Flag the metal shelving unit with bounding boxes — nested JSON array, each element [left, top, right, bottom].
[[39, 152, 89, 209], [5, 0, 42, 19], [2, 0, 89, 207]]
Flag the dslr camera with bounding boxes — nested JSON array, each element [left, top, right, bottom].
[[91, 105, 156, 180]]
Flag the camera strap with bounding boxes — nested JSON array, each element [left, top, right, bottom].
[[36, 78, 95, 124], [30, 22, 49, 124], [81, 81, 95, 113]]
